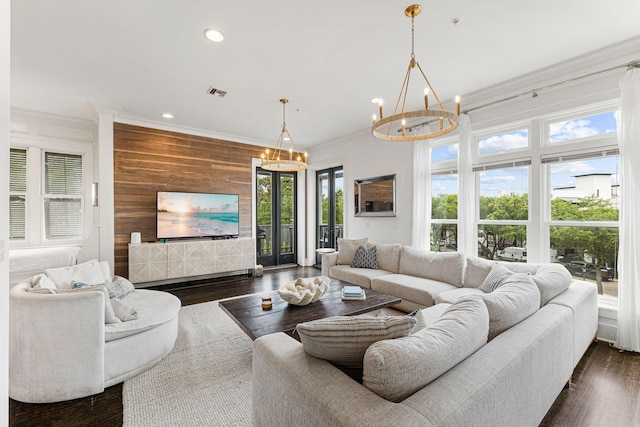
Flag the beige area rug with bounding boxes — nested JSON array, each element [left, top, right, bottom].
[[122, 300, 253, 426]]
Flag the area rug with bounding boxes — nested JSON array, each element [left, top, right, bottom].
[[122, 300, 253, 426]]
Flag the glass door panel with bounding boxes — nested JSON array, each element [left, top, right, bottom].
[[316, 166, 343, 265]]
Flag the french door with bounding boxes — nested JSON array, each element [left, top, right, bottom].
[[316, 166, 343, 265], [256, 168, 297, 267]]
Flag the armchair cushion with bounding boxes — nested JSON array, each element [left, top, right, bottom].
[[45, 259, 108, 289]]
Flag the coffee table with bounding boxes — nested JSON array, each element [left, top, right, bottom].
[[219, 279, 401, 340]]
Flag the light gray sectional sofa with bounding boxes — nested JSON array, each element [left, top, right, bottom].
[[252, 239, 598, 426]]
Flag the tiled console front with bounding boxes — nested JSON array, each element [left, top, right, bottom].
[[128, 238, 256, 285]]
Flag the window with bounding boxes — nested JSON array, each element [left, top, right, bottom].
[[9, 147, 85, 245], [475, 163, 529, 261], [430, 172, 458, 252], [546, 152, 620, 297], [43, 152, 83, 240], [9, 148, 27, 240], [430, 140, 459, 252]]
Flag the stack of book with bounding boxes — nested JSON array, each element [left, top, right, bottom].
[[341, 285, 366, 301]]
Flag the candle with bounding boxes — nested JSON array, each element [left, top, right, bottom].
[[262, 297, 272, 310], [378, 99, 384, 119], [424, 87, 429, 109], [401, 119, 406, 136], [372, 114, 377, 124], [439, 117, 443, 130], [455, 95, 460, 115]]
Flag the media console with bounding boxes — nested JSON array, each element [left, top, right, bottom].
[[128, 238, 256, 285]]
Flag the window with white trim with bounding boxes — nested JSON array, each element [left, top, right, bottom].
[[9, 147, 85, 244], [430, 141, 458, 252]]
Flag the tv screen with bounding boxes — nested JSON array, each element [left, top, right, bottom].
[[157, 191, 240, 239]]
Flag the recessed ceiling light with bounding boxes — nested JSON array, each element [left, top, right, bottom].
[[161, 113, 174, 119], [204, 28, 224, 42]]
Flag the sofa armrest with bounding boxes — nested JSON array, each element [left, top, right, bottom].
[[321, 251, 338, 277], [252, 332, 425, 426], [9, 283, 106, 403]]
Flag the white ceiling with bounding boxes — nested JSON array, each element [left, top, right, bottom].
[[10, 0, 640, 148]]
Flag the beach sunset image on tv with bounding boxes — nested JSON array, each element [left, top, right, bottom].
[[157, 192, 239, 239]]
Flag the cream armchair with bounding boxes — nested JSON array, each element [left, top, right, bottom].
[[9, 269, 181, 403]]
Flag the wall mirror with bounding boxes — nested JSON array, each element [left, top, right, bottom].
[[354, 174, 396, 217]]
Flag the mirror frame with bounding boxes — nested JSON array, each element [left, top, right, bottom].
[[354, 174, 396, 217]]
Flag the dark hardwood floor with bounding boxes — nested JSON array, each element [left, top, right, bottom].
[[9, 266, 640, 426]]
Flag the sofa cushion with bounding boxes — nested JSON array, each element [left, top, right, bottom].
[[480, 273, 540, 340], [296, 315, 417, 370], [372, 274, 457, 307], [433, 287, 484, 305], [480, 263, 514, 293], [337, 238, 368, 265], [529, 264, 573, 307], [463, 256, 494, 288], [399, 247, 464, 287], [45, 259, 108, 289], [351, 245, 378, 269], [104, 289, 181, 342], [371, 243, 402, 273], [362, 297, 489, 402], [329, 265, 391, 289]]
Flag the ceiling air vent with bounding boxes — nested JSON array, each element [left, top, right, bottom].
[[207, 86, 227, 98]]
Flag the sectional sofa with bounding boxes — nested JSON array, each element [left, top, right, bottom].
[[252, 239, 598, 426]]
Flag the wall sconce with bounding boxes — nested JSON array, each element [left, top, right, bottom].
[[92, 182, 99, 207]]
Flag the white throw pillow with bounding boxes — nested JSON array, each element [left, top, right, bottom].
[[105, 276, 136, 299], [30, 284, 121, 324], [336, 238, 368, 265], [110, 298, 139, 321], [32, 273, 57, 290], [363, 297, 489, 402], [45, 259, 106, 289], [480, 263, 514, 293]]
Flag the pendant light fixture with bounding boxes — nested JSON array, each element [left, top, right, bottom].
[[371, 4, 460, 142], [261, 99, 308, 171]]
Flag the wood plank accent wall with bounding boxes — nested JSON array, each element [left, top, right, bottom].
[[113, 123, 265, 277]]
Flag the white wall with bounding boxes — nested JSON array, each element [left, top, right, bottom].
[[307, 128, 414, 252], [1, 0, 10, 422]]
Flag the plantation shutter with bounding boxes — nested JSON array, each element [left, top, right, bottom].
[[9, 148, 27, 240], [44, 152, 83, 240]]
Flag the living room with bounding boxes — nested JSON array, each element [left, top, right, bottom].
[[2, 1, 640, 425]]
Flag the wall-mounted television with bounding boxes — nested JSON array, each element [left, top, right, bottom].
[[157, 191, 240, 239]]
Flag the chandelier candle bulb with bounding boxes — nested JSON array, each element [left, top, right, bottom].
[[439, 117, 443, 130], [402, 119, 406, 136], [455, 96, 461, 115], [379, 100, 384, 119], [372, 114, 377, 124], [424, 88, 429, 109]]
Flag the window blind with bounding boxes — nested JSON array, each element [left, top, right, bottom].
[[9, 149, 27, 240], [43, 152, 83, 240]]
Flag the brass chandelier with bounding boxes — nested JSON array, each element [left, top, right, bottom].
[[261, 99, 308, 171], [371, 4, 460, 142]]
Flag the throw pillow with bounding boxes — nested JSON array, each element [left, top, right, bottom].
[[110, 298, 139, 321], [351, 245, 378, 269], [296, 315, 417, 370], [480, 263, 514, 293], [529, 263, 572, 307], [105, 276, 136, 299], [463, 256, 495, 288], [45, 259, 107, 289], [336, 238, 368, 265], [362, 297, 489, 402], [32, 273, 57, 290], [480, 274, 540, 340]]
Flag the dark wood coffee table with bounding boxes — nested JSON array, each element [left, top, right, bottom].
[[219, 279, 401, 340]]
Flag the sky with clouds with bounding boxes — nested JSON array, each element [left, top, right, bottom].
[[431, 111, 618, 197]]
